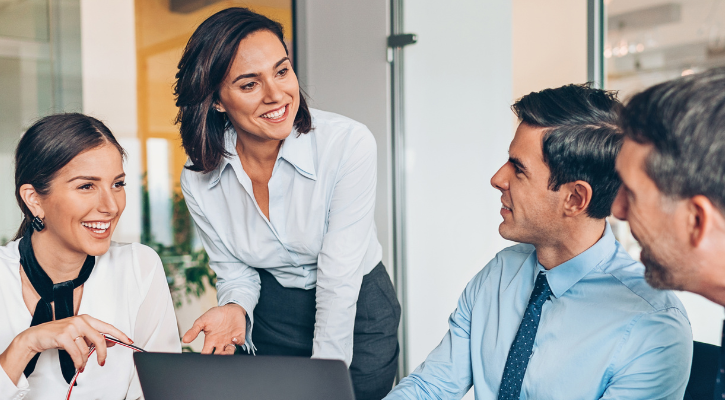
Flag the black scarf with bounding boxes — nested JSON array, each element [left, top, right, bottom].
[[18, 227, 96, 384]]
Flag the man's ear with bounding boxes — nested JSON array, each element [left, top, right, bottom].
[[687, 195, 724, 248], [19, 184, 44, 218], [562, 180, 593, 217]]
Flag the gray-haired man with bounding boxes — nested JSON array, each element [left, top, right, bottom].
[[613, 67, 725, 399]]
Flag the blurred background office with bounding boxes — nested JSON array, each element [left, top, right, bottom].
[[0, 0, 723, 395]]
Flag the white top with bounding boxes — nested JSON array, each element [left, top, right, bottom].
[[0, 240, 181, 400], [180, 108, 382, 366]]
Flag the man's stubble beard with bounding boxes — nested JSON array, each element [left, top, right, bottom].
[[640, 244, 685, 291]]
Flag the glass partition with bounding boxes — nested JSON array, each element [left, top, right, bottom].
[[604, 0, 725, 257], [0, 0, 80, 243], [605, 0, 725, 100]]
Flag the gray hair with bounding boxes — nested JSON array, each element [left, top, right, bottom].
[[620, 67, 725, 213]]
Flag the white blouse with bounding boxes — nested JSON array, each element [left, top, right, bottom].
[[0, 240, 181, 400], [180, 109, 382, 366]]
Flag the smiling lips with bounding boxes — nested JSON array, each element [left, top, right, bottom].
[[260, 105, 287, 120], [81, 221, 111, 234]]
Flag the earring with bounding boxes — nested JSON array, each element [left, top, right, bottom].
[[31, 216, 45, 232]]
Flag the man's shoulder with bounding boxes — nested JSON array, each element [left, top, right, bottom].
[[499, 242, 535, 255], [478, 243, 535, 275], [598, 244, 688, 317], [465, 243, 536, 291]]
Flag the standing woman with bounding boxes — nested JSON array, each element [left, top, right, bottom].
[[176, 8, 400, 400], [0, 114, 181, 399]]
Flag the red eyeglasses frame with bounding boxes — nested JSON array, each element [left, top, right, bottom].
[[65, 333, 146, 400]]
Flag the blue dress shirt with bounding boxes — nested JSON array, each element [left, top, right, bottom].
[[385, 223, 692, 400], [180, 109, 383, 365]]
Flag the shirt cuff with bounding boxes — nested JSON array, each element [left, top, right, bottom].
[[0, 368, 30, 400], [219, 295, 257, 354], [312, 338, 354, 366]]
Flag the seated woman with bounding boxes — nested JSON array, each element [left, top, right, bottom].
[[0, 113, 181, 399]]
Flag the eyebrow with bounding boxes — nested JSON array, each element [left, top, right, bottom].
[[508, 156, 528, 173], [67, 173, 126, 183], [231, 57, 291, 84]]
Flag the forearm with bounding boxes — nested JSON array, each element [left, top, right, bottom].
[[311, 270, 364, 365], [0, 335, 36, 386], [385, 374, 444, 400]]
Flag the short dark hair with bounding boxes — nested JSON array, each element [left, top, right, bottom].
[[620, 67, 725, 214], [174, 7, 312, 174], [14, 113, 126, 240], [512, 83, 623, 219]]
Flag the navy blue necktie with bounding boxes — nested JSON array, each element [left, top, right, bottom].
[[498, 272, 553, 400], [714, 320, 725, 400]]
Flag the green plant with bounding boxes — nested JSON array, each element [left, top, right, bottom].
[[141, 180, 216, 308]]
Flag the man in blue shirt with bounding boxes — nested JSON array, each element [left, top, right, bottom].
[[385, 84, 692, 400]]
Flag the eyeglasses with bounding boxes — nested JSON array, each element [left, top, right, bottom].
[[65, 333, 146, 400]]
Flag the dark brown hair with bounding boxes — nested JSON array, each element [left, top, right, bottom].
[[512, 83, 623, 219], [14, 113, 126, 240], [174, 7, 312, 174]]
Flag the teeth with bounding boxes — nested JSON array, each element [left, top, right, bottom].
[[82, 222, 110, 231], [261, 106, 285, 119], [502, 206, 512, 211]]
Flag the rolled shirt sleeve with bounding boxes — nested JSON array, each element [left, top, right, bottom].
[[312, 126, 378, 366], [0, 368, 29, 400], [384, 264, 493, 399], [181, 173, 261, 351]]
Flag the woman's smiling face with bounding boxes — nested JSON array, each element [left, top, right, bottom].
[[31, 142, 126, 257], [216, 29, 300, 143]]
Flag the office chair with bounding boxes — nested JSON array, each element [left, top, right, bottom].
[[684, 341, 720, 400]]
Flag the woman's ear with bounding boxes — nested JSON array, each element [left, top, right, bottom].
[[19, 184, 44, 218]]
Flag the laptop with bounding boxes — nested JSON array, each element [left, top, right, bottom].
[[134, 352, 356, 400]]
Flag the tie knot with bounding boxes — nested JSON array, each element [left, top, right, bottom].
[[529, 272, 552, 308]]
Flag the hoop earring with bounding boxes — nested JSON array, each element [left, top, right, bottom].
[[31, 216, 45, 232]]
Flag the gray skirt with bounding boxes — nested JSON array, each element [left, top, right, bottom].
[[246, 262, 401, 400]]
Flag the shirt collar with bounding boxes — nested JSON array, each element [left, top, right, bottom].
[[207, 126, 317, 189], [277, 127, 317, 180], [207, 127, 238, 189], [538, 221, 617, 299]]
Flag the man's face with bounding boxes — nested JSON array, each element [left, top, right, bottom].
[[490, 123, 563, 245], [612, 138, 692, 290]]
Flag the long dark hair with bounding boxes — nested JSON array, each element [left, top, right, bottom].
[[174, 7, 312, 174], [13, 113, 126, 240]]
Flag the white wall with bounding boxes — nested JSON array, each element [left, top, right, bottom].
[[512, 0, 587, 100], [80, 0, 137, 139], [402, 0, 513, 382], [80, 0, 140, 244], [294, 0, 393, 271]]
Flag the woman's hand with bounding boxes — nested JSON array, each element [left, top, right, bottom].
[[0, 314, 132, 385], [182, 303, 247, 355]]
